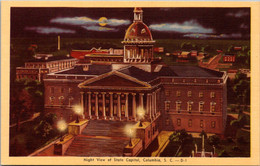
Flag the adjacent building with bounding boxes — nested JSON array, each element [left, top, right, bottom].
[[16, 54, 77, 82]]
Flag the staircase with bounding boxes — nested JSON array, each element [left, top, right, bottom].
[[65, 120, 135, 156]]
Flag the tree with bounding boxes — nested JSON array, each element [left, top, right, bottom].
[[169, 129, 194, 157], [10, 79, 44, 131], [10, 88, 33, 131], [233, 72, 250, 106], [208, 135, 221, 147], [34, 113, 57, 138], [219, 149, 230, 157], [200, 130, 207, 139]]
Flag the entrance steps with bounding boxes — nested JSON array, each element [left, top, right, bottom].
[[65, 120, 136, 156]]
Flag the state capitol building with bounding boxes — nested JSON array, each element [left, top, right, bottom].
[[43, 7, 228, 138]]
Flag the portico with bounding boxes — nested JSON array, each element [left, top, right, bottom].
[[78, 71, 160, 121]]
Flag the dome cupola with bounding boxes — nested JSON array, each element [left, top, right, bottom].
[[122, 8, 155, 63]]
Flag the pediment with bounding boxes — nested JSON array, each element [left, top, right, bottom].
[[78, 71, 151, 89]]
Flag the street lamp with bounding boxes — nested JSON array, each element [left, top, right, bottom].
[[137, 107, 145, 127], [74, 105, 83, 123], [57, 119, 67, 142], [124, 124, 135, 147]]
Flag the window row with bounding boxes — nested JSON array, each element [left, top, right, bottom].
[[176, 119, 216, 128], [165, 101, 216, 113], [50, 87, 73, 94], [165, 90, 215, 98], [49, 96, 74, 106]]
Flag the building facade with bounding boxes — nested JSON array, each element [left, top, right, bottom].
[[16, 55, 77, 82], [44, 8, 228, 136]]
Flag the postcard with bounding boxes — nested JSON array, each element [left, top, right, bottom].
[[1, 1, 259, 165]]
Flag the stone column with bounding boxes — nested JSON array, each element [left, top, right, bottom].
[[125, 93, 129, 120], [87, 92, 92, 119], [146, 93, 151, 115], [109, 93, 113, 120], [95, 92, 99, 119], [132, 93, 137, 121], [80, 92, 85, 119], [152, 92, 155, 118], [149, 93, 152, 120], [117, 93, 121, 120], [102, 92, 106, 119], [139, 93, 144, 109], [154, 91, 157, 117]]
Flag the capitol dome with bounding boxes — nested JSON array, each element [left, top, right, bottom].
[[122, 7, 155, 64], [124, 22, 153, 41]]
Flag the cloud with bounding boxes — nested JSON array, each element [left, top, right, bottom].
[[184, 33, 244, 39], [226, 10, 249, 18], [82, 26, 117, 32], [107, 19, 130, 26], [149, 20, 214, 34], [50, 16, 130, 27], [51, 17, 97, 25], [25, 27, 75, 34]]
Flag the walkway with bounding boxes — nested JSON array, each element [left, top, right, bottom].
[[10, 112, 40, 128], [199, 54, 222, 70]]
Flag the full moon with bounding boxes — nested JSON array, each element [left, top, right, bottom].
[[99, 17, 108, 27]]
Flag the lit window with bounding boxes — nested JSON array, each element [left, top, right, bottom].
[[165, 101, 170, 111], [49, 96, 55, 105], [187, 91, 192, 97], [165, 90, 170, 96], [210, 102, 216, 112], [211, 121, 216, 128], [200, 120, 204, 128], [68, 97, 74, 107], [199, 101, 204, 112], [188, 119, 192, 127], [69, 88, 72, 93], [166, 118, 170, 126], [59, 96, 64, 105], [176, 101, 181, 112], [210, 92, 215, 98], [176, 91, 181, 97], [187, 101, 193, 112], [199, 92, 203, 98], [177, 119, 181, 126]]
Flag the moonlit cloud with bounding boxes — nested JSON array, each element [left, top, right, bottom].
[[50, 16, 130, 27], [82, 26, 117, 32], [51, 17, 97, 25], [149, 20, 214, 34], [184, 33, 243, 39], [25, 27, 75, 34], [107, 19, 130, 26], [226, 10, 249, 18]]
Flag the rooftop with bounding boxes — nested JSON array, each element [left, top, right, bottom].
[[54, 64, 224, 80], [27, 56, 75, 62], [169, 65, 224, 77], [56, 65, 112, 75]]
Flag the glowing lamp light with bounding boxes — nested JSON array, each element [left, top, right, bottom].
[[137, 107, 145, 127], [73, 105, 83, 123], [57, 120, 67, 141], [124, 124, 136, 147]]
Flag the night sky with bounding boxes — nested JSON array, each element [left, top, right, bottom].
[[11, 7, 250, 39]]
